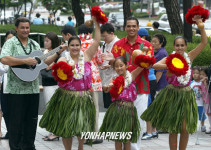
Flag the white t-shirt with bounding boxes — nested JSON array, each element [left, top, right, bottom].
[[190, 80, 203, 106], [100, 36, 119, 86]]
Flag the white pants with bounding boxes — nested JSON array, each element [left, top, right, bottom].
[[131, 94, 148, 150], [38, 85, 58, 115], [91, 91, 100, 132]]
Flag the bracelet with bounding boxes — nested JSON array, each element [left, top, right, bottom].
[[56, 52, 60, 56]]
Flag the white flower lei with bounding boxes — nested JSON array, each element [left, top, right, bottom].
[[124, 70, 132, 88], [172, 51, 191, 86], [65, 51, 84, 79]]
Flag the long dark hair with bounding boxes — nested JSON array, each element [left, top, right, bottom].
[[153, 33, 167, 47], [113, 56, 127, 68], [68, 36, 81, 46], [45, 32, 60, 49], [174, 36, 187, 46]]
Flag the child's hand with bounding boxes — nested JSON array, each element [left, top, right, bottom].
[[201, 76, 208, 83]]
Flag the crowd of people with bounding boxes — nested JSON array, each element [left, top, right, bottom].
[[33, 12, 76, 27], [0, 13, 210, 150]]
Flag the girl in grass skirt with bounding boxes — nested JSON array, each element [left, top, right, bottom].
[[39, 17, 100, 150], [100, 56, 142, 150], [141, 15, 207, 150]]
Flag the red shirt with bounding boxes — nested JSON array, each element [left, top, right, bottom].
[[111, 35, 154, 94]]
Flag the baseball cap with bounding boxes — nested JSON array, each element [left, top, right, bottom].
[[137, 28, 149, 36]]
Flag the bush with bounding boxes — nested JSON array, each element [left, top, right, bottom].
[[148, 30, 211, 67], [0, 25, 210, 66], [133, 12, 149, 18]]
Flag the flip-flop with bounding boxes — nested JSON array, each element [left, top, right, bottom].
[[43, 136, 59, 141]]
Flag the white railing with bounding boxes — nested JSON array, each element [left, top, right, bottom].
[[0, 32, 63, 49]]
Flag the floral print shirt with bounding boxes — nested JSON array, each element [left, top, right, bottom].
[[111, 35, 154, 94], [0, 36, 41, 94], [58, 62, 92, 91], [80, 37, 103, 91], [112, 81, 137, 102]]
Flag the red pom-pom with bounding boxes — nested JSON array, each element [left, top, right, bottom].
[[134, 54, 156, 68], [166, 53, 189, 76], [91, 6, 108, 24], [185, 5, 210, 24], [51, 61, 73, 84], [110, 76, 125, 99]]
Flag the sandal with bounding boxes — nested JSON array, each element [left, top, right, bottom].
[[44, 135, 60, 141]]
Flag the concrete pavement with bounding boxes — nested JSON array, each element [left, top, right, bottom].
[[0, 112, 211, 150]]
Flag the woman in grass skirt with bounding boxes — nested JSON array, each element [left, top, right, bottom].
[[39, 17, 100, 150], [141, 15, 207, 150], [100, 56, 142, 150]]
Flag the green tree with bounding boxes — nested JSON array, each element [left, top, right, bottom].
[[40, 0, 71, 16], [123, 0, 132, 27], [71, 0, 84, 26], [163, 0, 183, 34]]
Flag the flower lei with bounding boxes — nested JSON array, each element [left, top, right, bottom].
[[185, 5, 209, 24], [65, 51, 84, 80], [172, 51, 191, 86], [51, 61, 73, 84], [124, 70, 132, 88], [110, 71, 132, 99], [79, 33, 91, 41], [91, 6, 108, 24]]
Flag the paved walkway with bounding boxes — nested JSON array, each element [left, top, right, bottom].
[[0, 112, 211, 150]]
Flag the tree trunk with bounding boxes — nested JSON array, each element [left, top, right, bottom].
[[183, 0, 192, 42], [29, 1, 33, 21], [72, 0, 84, 27], [140, 0, 143, 12], [163, 0, 183, 34], [152, 0, 155, 16], [123, 0, 132, 28]]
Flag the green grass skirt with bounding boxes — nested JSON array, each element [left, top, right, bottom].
[[141, 84, 198, 134], [99, 101, 141, 143], [39, 88, 96, 138]]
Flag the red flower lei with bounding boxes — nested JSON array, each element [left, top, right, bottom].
[[134, 54, 156, 68], [51, 61, 73, 84], [185, 5, 209, 24], [110, 75, 125, 99], [91, 6, 108, 24], [166, 53, 189, 76]]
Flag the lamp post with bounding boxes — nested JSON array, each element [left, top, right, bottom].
[[24, 0, 26, 17], [4, 0, 5, 24]]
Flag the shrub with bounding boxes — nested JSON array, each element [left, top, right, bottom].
[[0, 25, 210, 66]]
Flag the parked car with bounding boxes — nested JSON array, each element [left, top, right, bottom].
[[108, 12, 124, 30], [100, 3, 114, 10], [204, 19, 211, 37], [155, 7, 166, 15], [113, 3, 123, 9], [158, 14, 184, 28], [140, 26, 171, 33]]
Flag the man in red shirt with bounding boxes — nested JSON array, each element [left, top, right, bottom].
[[104, 17, 154, 150]]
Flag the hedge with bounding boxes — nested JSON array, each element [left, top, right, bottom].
[[0, 24, 210, 66]]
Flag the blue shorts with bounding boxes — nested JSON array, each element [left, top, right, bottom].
[[198, 106, 207, 121], [147, 94, 152, 107]]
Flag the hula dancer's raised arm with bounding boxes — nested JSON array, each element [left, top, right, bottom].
[[84, 17, 101, 62], [188, 15, 208, 62]]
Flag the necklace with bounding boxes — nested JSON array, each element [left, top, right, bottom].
[[16, 36, 32, 55], [65, 51, 84, 79], [124, 70, 132, 88], [172, 51, 191, 85]]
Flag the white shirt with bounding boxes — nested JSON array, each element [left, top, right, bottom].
[[0, 62, 9, 93], [100, 36, 119, 86], [190, 81, 203, 106]]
